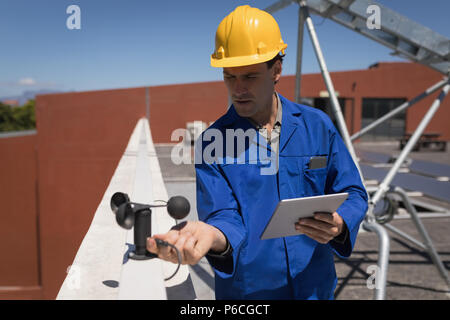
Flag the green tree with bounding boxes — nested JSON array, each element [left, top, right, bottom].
[[0, 100, 36, 132], [0, 103, 15, 132], [12, 99, 36, 130]]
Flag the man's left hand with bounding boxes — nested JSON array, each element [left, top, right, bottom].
[[295, 212, 344, 244]]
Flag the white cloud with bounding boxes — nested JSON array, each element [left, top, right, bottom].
[[18, 77, 37, 86], [0, 78, 56, 88]]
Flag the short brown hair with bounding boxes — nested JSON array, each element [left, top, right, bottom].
[[266, 53, 285, 69]]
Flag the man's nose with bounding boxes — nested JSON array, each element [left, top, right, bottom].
[[233, 78, 248, 96]]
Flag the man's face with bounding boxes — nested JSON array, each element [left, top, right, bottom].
[[223, 61, 282, 118]]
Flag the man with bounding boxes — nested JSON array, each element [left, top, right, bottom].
[[147, 5, 368, 299]]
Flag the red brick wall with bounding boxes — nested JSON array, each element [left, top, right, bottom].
[[0, 134, 42, 299], [149, 81, 229, 143]]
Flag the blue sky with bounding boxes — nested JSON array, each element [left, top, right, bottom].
[[0, 0, 449, 99]]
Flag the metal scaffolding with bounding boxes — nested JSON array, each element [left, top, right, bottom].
[[265, 0, 450, 300]]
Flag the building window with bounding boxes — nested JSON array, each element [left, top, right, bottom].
[[361, 98, 406, 141], [312, 97, 347, 131]]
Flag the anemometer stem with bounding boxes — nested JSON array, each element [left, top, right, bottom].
[[129, 208, 156, 260]]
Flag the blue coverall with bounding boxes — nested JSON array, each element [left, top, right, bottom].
[[195, 93, 368, 299]]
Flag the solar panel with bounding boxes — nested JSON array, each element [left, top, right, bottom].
[[357, 150, 391, 164], [357, 150, 450, 179], [360, 164, 450, 203], [409, 159, 450, 178]]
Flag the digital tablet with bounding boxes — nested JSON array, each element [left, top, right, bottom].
[[260, 192, 348, 240]]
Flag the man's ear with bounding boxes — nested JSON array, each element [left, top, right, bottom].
[[272, 60, 282, 84]]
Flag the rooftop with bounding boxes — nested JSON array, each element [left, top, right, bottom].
[[56, 119, 450, 300]]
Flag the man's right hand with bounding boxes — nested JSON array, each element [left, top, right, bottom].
[[146, 220, 227, 265]]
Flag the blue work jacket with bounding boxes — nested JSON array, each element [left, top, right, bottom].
[[195, 94, 368, 299]]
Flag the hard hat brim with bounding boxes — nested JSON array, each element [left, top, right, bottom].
[[210, 46, 286, 68]]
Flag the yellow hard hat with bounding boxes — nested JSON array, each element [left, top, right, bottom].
[[211, 5, 287, 68]]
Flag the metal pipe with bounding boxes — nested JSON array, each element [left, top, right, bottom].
[[383, 223, 427, 250], [371, 84, 450, 206], [393, 213, 450, 220], [295, 2, 306, 104], [302, 3, 365, 183], [391, 187, 450, 287], [362, 219, 390, 300], [351, 78, 449, 141]]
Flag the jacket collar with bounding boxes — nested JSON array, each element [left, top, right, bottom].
[[279, 94, 301, 153], [222, 93, 302, 153]]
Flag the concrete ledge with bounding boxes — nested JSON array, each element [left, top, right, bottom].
[[57, 118, 194, 299], [0, 130, 37, 139]]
